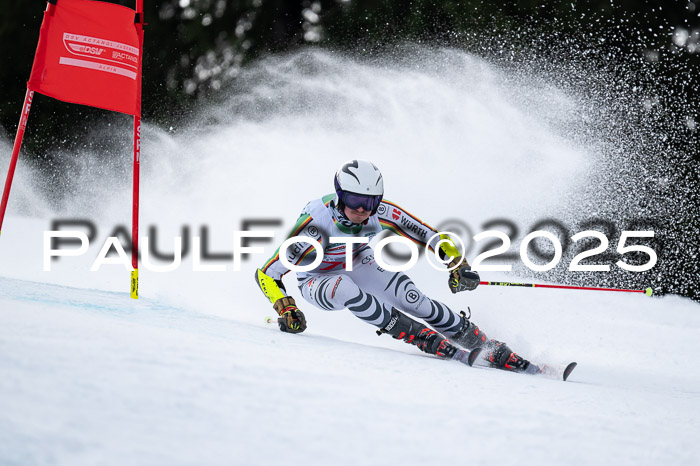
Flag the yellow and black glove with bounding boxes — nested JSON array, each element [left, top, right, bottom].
[[273, 296, 307, 334], [447, 256, 480, 293]]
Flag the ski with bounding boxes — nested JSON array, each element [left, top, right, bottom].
[[523, 361, 577, 381], [452, 347, 482, 367], [473, 359, 577, 381]]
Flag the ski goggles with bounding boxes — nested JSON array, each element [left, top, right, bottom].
[[340, 191, 383, 212]]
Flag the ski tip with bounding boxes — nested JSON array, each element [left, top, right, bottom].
[[563, 362, 577, 381], [467, 348, 483, 367]]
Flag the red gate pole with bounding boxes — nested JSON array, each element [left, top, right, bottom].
[[131, 0, 144, 299], [0, 89, 35, 237]]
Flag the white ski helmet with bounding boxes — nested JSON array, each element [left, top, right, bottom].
[[334, 160, 384, 214]]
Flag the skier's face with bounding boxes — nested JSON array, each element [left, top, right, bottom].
[[344, 205, 371, 223]]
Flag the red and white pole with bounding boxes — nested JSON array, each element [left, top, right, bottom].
[[0, 88, 34, 237], [131, 0, 144, 299]]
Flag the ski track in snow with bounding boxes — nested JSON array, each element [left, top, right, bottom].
[[1, 274, 699, 466]]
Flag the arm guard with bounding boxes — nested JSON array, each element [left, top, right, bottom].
[[254, 268, 286, 304]]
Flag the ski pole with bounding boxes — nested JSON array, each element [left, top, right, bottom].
[[479, 281, 654, 296]]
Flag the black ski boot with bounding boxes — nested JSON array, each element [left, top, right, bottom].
[[378, 308, 459, 359], [483, 341, 530, 371], [450, 310, 530, 372], [449, 310, 489, 350]]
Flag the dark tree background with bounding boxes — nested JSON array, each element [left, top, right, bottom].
[[2, 1, 698, 156], [1, 0, 698, 299]]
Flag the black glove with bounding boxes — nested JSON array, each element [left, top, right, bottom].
[[448, 256, 480, 293], [273, 296, 307, 333]]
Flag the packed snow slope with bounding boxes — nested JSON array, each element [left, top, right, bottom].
[[1, 49, 699, 465]]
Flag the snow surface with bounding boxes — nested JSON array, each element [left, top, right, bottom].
[[1, 50, 699, 465]]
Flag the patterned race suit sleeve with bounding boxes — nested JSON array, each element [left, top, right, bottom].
[[255, 207, 324, 303], [376, 199, 460, 259]]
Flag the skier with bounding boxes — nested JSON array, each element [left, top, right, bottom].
[[254, 159, 530, 371]]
